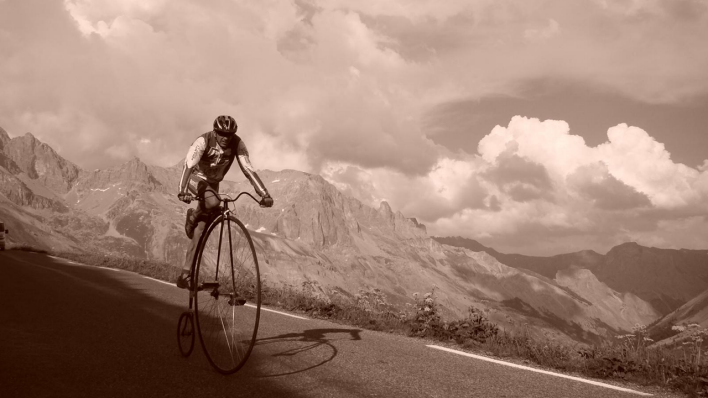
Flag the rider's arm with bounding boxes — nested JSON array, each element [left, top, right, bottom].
[[178, 136, 206, 194], [234, 140, 269, 198]]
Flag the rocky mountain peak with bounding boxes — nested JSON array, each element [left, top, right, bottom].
[[378, 200, 394, 218], [13, 132, 47, 153], [374, 200, 427, 239], [22, 131, 38, 142], [2, 130, 81, 194], [72, 156, 163, 195], [0, 127, 10, 149], [408, 217, 427, 233], [606, 241, 643, 257], [121, 156, 149, 172]]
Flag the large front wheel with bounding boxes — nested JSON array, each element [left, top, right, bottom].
[[193, 215, 261, 374]]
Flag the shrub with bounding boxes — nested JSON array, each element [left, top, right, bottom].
[[407, 288, 499, 345]]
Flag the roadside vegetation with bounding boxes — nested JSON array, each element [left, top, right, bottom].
[[9, 245, 707, 396]]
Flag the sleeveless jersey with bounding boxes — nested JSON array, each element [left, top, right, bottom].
[[178, 131, 268, 197]]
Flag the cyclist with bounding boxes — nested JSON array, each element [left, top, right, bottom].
[[176, 115, 273, 288]]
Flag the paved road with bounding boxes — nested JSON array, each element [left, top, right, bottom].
[[0, 250, 669, 398]]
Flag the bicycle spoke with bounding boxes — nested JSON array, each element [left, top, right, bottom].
[[194, 215, 260, 374], [217, 301, 235, 367]]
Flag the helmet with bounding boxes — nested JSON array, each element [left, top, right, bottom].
[[213, 115, 238, 134]]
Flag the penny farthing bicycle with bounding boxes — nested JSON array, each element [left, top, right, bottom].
[[176, 192, 262, 374]]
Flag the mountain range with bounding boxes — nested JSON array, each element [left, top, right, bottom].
[[1, 126, 707, 345]]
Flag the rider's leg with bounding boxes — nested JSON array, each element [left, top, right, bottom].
[[182, 222, 203, 272], [188, 182, 220, 232], [177, 180, 221, 288]]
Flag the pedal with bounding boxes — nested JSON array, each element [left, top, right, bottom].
[[228, 297, 247, 306]]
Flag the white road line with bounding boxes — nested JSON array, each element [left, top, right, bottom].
[[139, 276, 309, 320], [143, 276, 174, 286], [246, 304, 309, 320], [48, 255, 83, 265], [46, 255, 92, 267], [427, 345, 651, 396], [98, 266, 121, 272]]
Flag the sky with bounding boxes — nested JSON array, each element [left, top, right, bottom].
[[1, 0, 707, 255]]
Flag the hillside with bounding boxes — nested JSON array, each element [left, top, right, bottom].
[[648, 287, 708, 344], [2, 126, 704, 344], [432, 236, 604, 279], [435, 236, 708, 316]]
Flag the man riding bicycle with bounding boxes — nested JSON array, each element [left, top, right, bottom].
[[176, 115, 273, 288]]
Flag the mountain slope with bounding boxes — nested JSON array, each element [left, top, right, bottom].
[[433, 236, 604, 279], [594, 243, 708, 314], [648, 287, 708, 345], [435, 236, 708, 316], [2, 127, 702, 344]]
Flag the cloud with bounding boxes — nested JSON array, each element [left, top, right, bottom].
[[598, 124, 703, 208], [478, 118, 594, 178], [2, 0, 708, 254], [357, 0, 708, 102], [322, 156, 489, 221], [481, 149, 554, 203], [324, 116, 707, 255], [3, 0, 708, 172], [566, 162, 652, 210]]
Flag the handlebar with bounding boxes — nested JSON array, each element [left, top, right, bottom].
[[190, 191, 260, 204], [178, 191, 267, 208]]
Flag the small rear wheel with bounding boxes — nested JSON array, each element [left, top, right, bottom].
[[194, 215, 261, 374], [177, 311, 195, 357]]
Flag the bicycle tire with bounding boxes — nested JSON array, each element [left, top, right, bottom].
[[177, 311, 195, 357], [193, 214, 261, 374]]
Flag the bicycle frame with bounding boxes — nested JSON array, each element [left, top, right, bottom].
[[186, 191, 260, 300]]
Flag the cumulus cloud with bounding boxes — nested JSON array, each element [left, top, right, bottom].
[[326, 115, 708, 254], [439, 117, 706, 253], [598, 124, 703, 208]]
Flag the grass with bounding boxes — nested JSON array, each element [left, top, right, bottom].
[[9, 245, 707, 396]]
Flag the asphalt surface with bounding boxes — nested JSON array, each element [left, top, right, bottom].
[[0, 250, 675, 398]]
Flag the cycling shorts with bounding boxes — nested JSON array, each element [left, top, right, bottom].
[[187, 175, 220, 211]]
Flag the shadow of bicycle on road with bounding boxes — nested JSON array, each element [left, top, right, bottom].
[[253, 328, 362, 378]]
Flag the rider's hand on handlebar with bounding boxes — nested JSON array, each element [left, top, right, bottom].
[[259, 194, 274, 208], [178, 193, 193, 204]]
